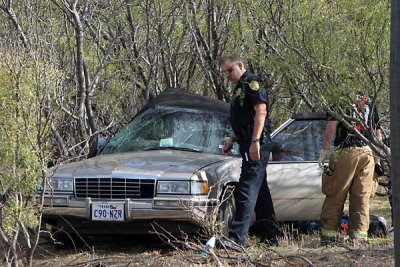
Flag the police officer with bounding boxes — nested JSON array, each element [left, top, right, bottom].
[[218, 55, 279, 247], [318, 94, 382, 242]]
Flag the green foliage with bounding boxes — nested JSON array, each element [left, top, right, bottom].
[[1, 195, 38, 235], [0, 0, 391, 154], [92, 63, 136, 122], [232, 0, 390, 123], [0, 52, 54, 231]]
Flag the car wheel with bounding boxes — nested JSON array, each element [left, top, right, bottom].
[[217, 187, 236, 236]]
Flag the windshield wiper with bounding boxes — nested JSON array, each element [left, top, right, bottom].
[[144, 146, 202, 153]]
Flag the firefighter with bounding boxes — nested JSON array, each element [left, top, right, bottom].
[[318, 94, 382, 242]]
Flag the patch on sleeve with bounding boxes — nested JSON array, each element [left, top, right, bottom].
[[249, 80, 259, 91]]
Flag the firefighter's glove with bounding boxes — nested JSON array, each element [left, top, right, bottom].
[[318, 149, 329, 170]]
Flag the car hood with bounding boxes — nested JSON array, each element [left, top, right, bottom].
[[52, 150, 229, 180]]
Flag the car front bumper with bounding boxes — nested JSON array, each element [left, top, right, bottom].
[[41, 195, 217, 233]]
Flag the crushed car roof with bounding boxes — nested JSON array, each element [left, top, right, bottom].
[[291, 112, 328, 120], [136, 88, 230, 118], [135, 88, 327, 121]]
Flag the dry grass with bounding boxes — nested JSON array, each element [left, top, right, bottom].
[[9, 194, 394, 267]]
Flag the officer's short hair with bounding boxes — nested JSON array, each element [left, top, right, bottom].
[[218, 55, 244, 67]]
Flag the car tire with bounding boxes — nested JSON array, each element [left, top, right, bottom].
[[217, 187, 236, 236]]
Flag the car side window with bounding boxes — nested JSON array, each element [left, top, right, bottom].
[[271, 120, 327, 162]]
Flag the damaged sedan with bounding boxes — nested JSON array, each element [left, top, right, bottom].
[[40, 88, 327, 245]]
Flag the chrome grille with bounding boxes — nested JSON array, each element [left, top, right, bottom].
[[74, 178, 155, 199]]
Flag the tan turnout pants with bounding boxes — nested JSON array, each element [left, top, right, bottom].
[[370, 157, 380, 197], [320, 146, 374, 238]]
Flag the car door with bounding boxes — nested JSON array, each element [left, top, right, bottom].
[[268, 116, 327, 221]]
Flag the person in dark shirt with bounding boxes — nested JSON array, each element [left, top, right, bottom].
[[218, 55, 279, 249], [318, 94, 382, 242]]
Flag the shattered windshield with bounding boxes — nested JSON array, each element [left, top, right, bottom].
[[101, 106, 233, 155]]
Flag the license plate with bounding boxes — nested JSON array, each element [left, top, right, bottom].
[[91, 203, 125, 221]]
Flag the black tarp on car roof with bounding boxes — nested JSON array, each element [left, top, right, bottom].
[[291, 112, 328, 120], [135, 88, 230, 118]]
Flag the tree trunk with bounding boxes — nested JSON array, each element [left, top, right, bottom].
[[390, 0, 400, 265], [70, 2, 88, 144], [0, 3, 31, 53]]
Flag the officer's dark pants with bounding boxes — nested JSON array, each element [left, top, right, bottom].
[[229, 137, 279, 245]]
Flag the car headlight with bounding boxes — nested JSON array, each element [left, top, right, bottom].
[[157, 181, 190, 194], [190, 181, 208, 195], [48, 178, 74, 191], [156, 172, 209, 195], [190, 171, 208, 195]]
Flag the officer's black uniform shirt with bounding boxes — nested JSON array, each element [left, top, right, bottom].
[[230, 70, 269, 141]]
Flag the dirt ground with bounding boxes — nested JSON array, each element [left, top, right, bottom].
[[30, 235, 394, 267], [32, 233, 394, 267], [7, 194, 396, 267]]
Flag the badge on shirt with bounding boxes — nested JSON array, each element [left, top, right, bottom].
[[249, 80, 259, 91], [235, 88, 242, 97]]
